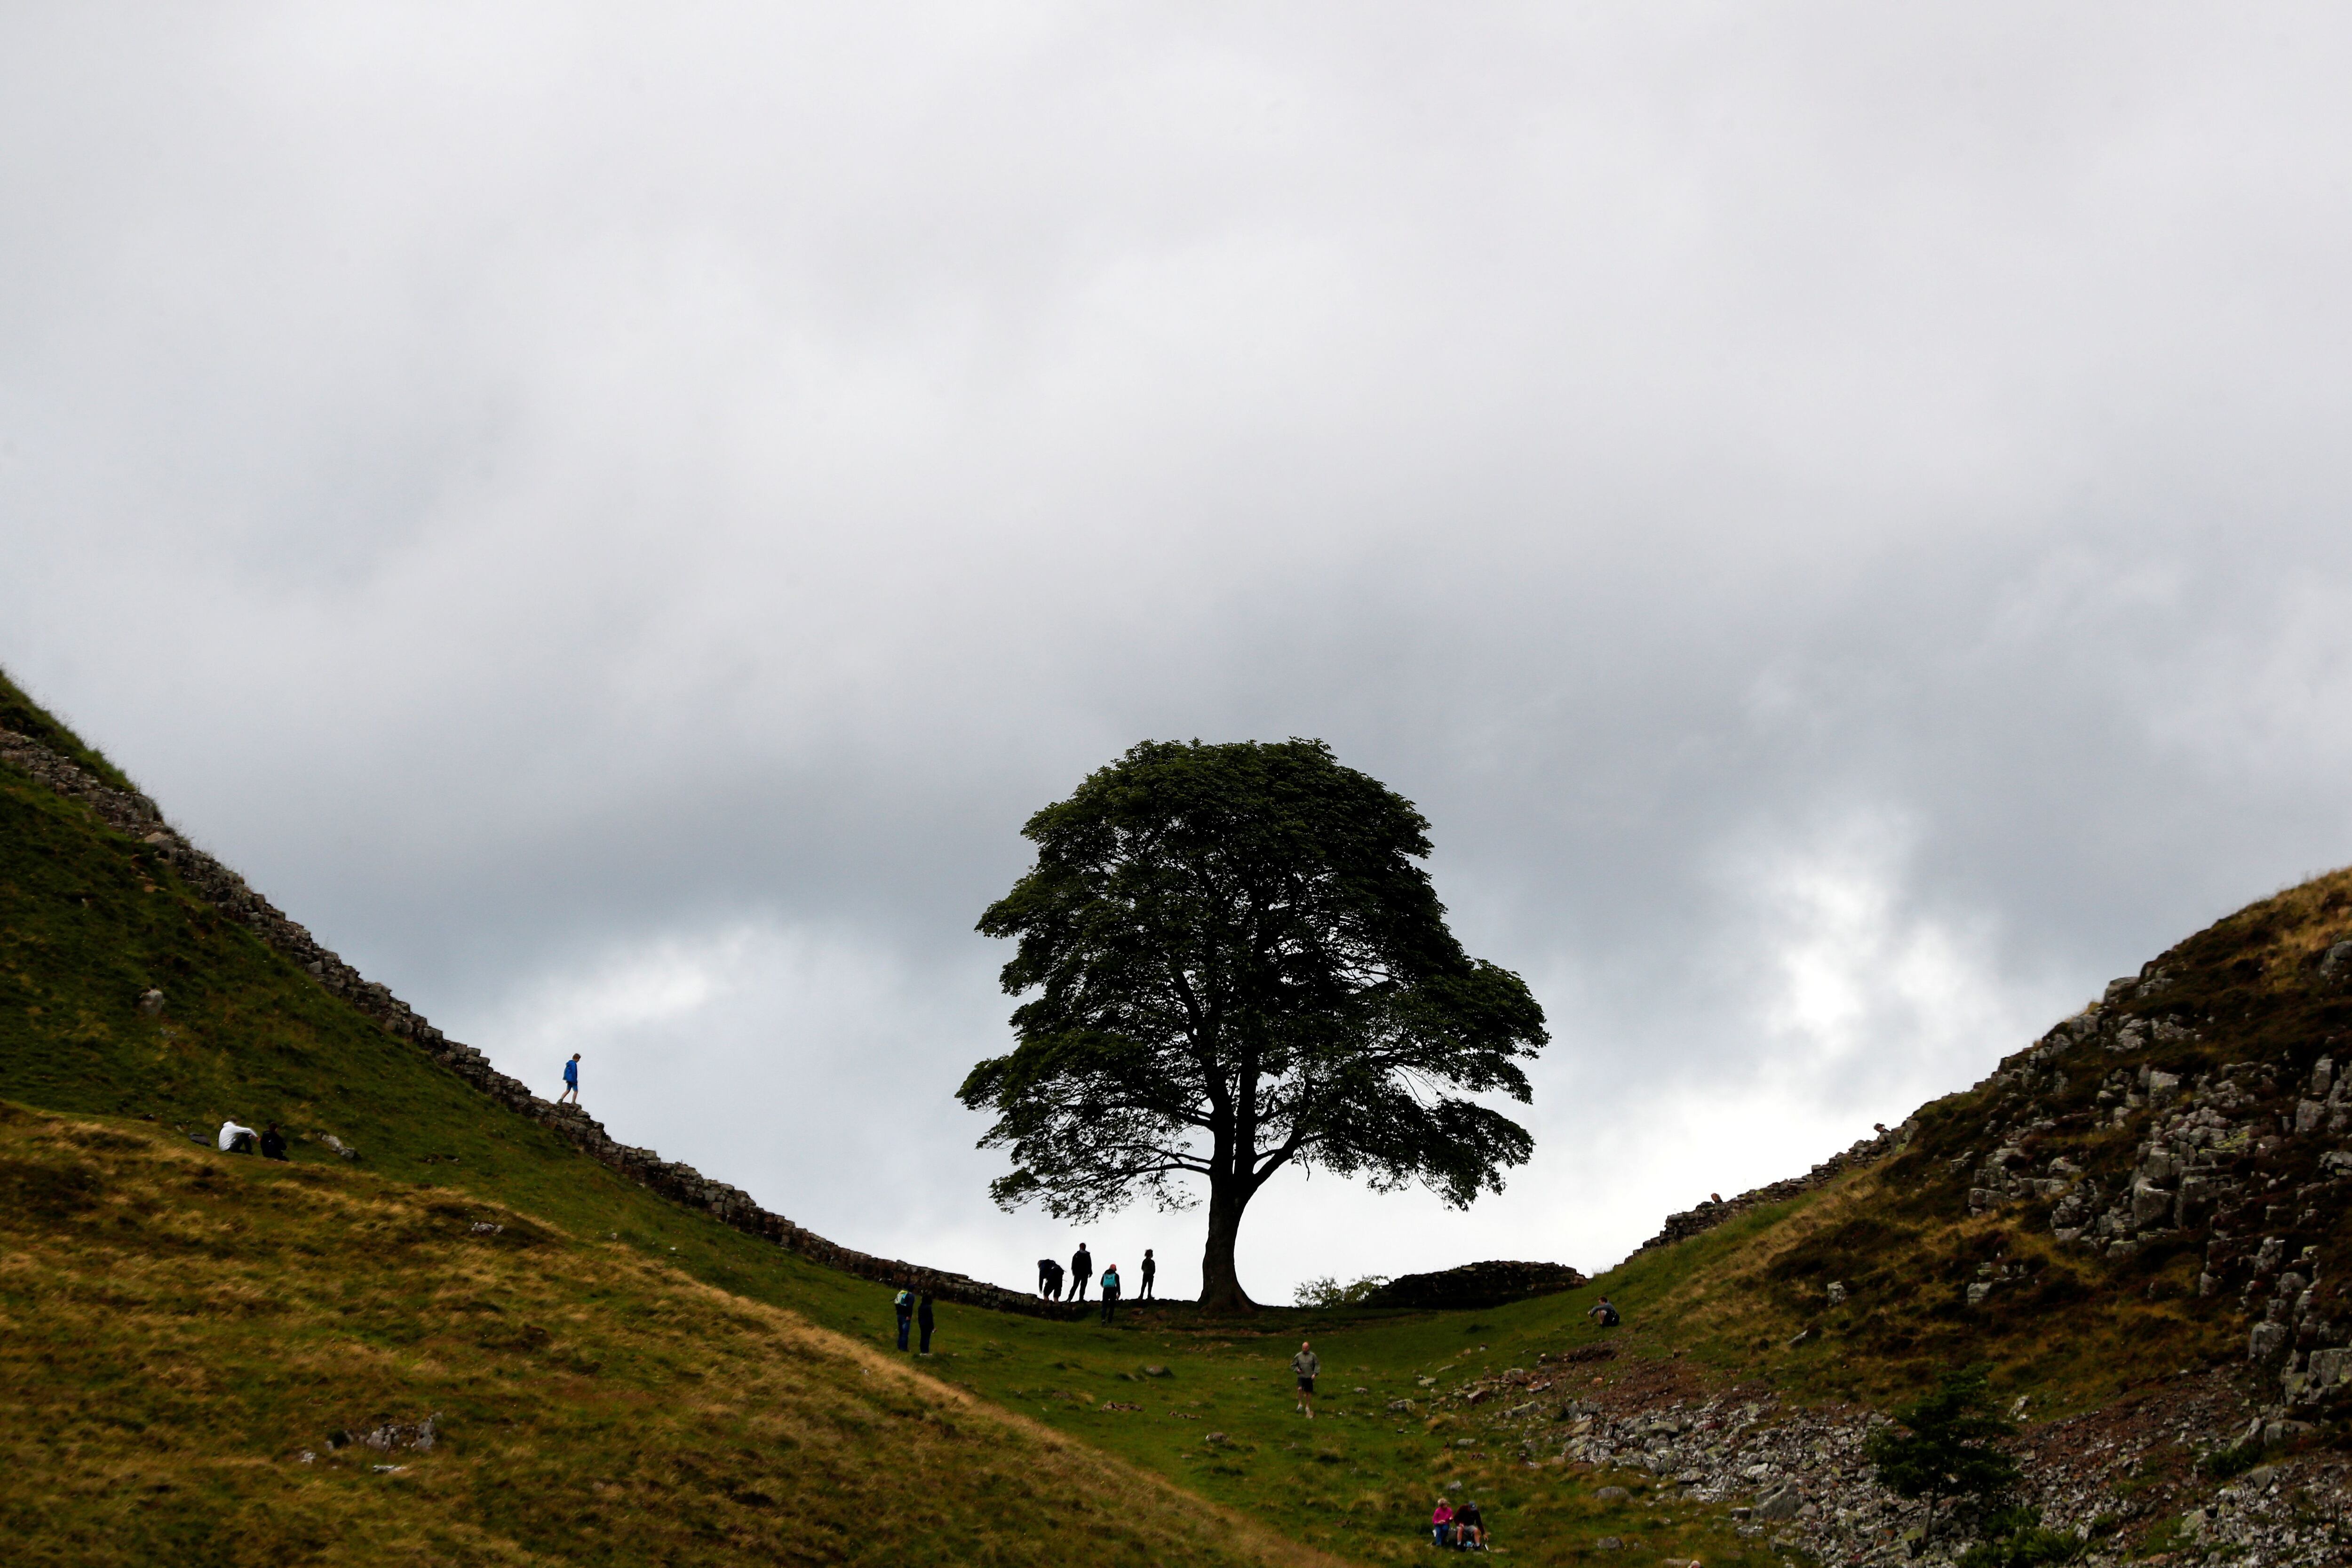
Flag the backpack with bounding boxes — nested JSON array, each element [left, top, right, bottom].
[[895, 1289, 913, 1310]]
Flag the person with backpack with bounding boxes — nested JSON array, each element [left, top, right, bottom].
[[894, 1283, 915, 1351], [1587, 1296, 1621, 1328], [1070, 1242, 1093, 1303], [1292, 1338, 1319, 1418], [1138, 1248, 1156, 1300], [1097, 1263, 1121, 1325], [558, 1052, 581, 1106], [916, 1291, 937, 1356]]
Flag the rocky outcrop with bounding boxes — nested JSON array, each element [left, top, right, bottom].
[[1429, 1358, 2347, 1565], [1362, 1260, 1588, 1311], [1, 728, 1071, 1320]]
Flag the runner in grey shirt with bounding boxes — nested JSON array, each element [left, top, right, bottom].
[[1292, 1339, 1320, 1419]]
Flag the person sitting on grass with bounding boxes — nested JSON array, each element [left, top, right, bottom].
[[217, 1120, 257, 1154], [1454, 1497, 1486, 1550], [1587, 1295, 1621, 1328], [259, 1123, 290, 1162], [1430, 1498, 1455, 1547]]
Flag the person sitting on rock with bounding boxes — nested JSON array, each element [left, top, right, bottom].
[[259, 1123, 290, 1161], [1587, 1296, 1620, 1328], [1430, 1499, 1455, 1548], [1454, 1497, 1486, 1550], [217, 1120, 257, 1154]]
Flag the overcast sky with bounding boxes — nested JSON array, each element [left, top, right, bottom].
[[8, 3, 2352, 1303]]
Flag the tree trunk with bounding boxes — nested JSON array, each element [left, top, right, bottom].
[[1196, 1180, 1257, 1311]]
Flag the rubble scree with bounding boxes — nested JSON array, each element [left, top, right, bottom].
[[1, 728, 1068, 1319]]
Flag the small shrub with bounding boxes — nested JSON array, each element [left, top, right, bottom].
[[2200, 1437, 2267, 1480], [1292, 1274, 1391, 1308]]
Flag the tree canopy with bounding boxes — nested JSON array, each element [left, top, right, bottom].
[[1864, 1365, 2021, 1544], [957, 738, 1549, 1308]]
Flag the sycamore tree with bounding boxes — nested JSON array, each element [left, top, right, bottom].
[[956, 738, 1548, 1310]]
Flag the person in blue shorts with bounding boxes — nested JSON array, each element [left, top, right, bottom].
[[558, 1052, 581, 1106]]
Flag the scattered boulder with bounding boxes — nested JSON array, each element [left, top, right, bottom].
[[135, 988, 165, 1017]]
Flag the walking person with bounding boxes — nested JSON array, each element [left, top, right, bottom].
[[558, 1052, 581, 1106], [894, 1283, 915, 1351], [1070, 1242, 1093, 1303], [1097, 1263, 1121, 1325], [1138, 1248, 1156, 1301], [917, 1291, 937, 1356], [1292, 1338, 1319, 1419]]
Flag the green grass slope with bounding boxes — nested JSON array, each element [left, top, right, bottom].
[[0, 1100, 1334, 1568]]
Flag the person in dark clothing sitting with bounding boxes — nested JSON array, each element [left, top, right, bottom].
[[1454, 1498, 1486, 1549], [259, 1124, 290, 1162]]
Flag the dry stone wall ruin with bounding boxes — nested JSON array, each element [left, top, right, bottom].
[[0, 727, 1068, 1320]]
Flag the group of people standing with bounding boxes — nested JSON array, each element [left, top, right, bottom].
[[1036, 1243, 1156, 1322], [892, 1285, 937, 1354]]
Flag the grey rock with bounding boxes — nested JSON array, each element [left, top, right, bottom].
[[1594, 1485, 1630, 1501], [1754, 1486, 1802, 1520], [136, 987, 166, 1017]]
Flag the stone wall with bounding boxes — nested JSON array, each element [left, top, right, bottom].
[[0, 728, 1073, 1321], [1362, 1259, 1588, 1311]]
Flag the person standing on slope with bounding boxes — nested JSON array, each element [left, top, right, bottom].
[[894, 1282, 916, 1351], [917, 1290, 937, 1356], [1292, 1338, 1320, 1419], [1138, 1248, 1156, 1301], [558, 1052, 581, 1106], [1070, 1242, 1093, 1303], [1097, 1263, 1121, 1325]]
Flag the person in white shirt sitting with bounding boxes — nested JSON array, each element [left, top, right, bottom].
[[217, 1121, 258, 1154]]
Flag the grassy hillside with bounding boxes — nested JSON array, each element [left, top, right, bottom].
[[0, 1100, 1333, 1568]]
